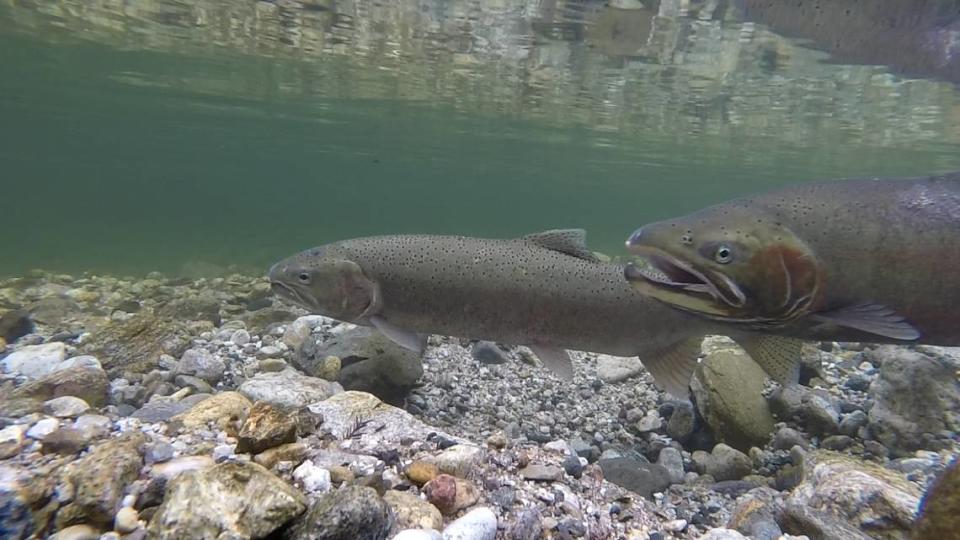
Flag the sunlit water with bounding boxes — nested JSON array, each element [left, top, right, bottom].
[[2, 0, 959, 276]]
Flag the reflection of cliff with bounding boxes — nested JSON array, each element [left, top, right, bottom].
[[2, 0, 959, 147]]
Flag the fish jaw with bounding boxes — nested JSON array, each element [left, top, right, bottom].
[[623, 245, 743, 317]]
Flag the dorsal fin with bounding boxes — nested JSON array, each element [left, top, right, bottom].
[[522, 229, 599, 262]]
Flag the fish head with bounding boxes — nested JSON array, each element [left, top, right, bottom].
[[623, 205, 821, 325], [268, 245, 380, 322]]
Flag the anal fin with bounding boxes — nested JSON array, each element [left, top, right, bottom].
[[529, 344, 574, 380], [811, 303, 920, 341], [370, 315, 426, 355], [732, 333, 803, 385], [639, 337, 703, 399]]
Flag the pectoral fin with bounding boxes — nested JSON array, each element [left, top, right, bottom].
[[529, 344, 574, 380], [731, 333, 803, 385], [810, 303, 920, 341], [639, 337, 703, 399], [369, 315, 426, 355]]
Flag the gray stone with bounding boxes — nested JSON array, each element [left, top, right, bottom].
[[43, 396, 90, 418], [840, 410, 869, 438], [471, 341, 510, 364], [174, 374, 213, 394], [0, 342, 66, 378], [239, 369, 341, 410], [799, 391, 840, 436], [691, 350, 775, 451], [131, 400, 190, 423], [782, 450, 920, 539], [656, 447, 685, 484], [0, 463, 57, 539], [508, 508, 542, 540], [299, 326, 422, 404], [157, 295, 221, 326], [148, 461, 305, 539], [26, 418, 59, 440], [702, 444, 752, 482], [666, 400, 697, 443], [821, 435, 854, 451], [145, 441, 176, 464], [596, 355, 644, 383], [442, 506, 497, 540], [286, 485, 391, 540], [176, 349, 225, 385], [597, 457, 671, 500], [772, 427, 809, 451], [866, 346, 960, 456], [51, 356, 102, 374], [636, 412, 662, 432]]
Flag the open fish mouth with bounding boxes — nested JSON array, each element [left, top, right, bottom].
[[624, 246, 746, 313]]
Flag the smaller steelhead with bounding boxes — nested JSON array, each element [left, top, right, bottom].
[[269, 229, 804, 397], [624, 172, 960, 345]]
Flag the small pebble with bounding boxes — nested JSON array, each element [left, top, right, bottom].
[[114, 506, 140, 533]]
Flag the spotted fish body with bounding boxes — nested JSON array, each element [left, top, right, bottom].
[[270, 230, 803, 397], [625, 172, 960, 345]]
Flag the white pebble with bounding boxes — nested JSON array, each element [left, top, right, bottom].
[[43, 396, 91, 418], [293, 461, 331, 493], [442, 507, 497, 540], [394, 529, 443, 540]]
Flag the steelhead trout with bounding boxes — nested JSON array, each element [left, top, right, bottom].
[[624, 172, 960, 345], [269, 229, 803, 397]]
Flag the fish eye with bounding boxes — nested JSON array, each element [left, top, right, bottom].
[[297, 272, 311, 284], [714, 245, 733, 264]]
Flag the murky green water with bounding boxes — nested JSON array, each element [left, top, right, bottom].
[[2, 0, 960, 277]]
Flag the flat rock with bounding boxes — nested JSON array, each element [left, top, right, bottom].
[[519, 464, 564, 482], [285, 485, 392, 540], [307, 391, 466, 454], [596, 355, 644, 383], [62, 432, 146, 527], [384, 489, 443, 531], [147, 461, 306, 539], [40, 428, 89, 455], [782, 450, 921, 540], [81, 312, 192, 377], [597, 457, 671, 500], [11, 366, 109, 407], [471, 341, 510, 364], [236, 401, 297, 454], [0, 342, 66, 378], [691, 350, 775, 452], [43, 396, 90, 418], [171, 392, 252, 431], [238, 369, 341, 410]]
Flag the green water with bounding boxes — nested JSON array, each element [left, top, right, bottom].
[[2, 0, 960, 277]]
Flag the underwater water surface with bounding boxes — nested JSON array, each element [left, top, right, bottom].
[[2, 0, 960, 276]]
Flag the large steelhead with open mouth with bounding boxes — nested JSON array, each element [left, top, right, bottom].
[[624, 171, 960, 345], [269, 229, 803, 397]]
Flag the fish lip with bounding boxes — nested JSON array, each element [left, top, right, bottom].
[[624, 246, 746, 309], [270, 280, 314, 310]]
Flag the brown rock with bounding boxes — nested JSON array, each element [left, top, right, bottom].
[[423, 474, 479, 515], [405, 460, 439, 486], [913, 457, 960, 540], [236, 401, 297, 454], [41, 428, 89, 455], [253, 442, 308, 469], [12, 366, 108, 407], [383, 489, 443, 530], [51, 524, 100, 540], [81, 313, 192, 377], [329, 465, 355, 484], [61, 432, 146, 527], [171, 392, 251, 432]]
